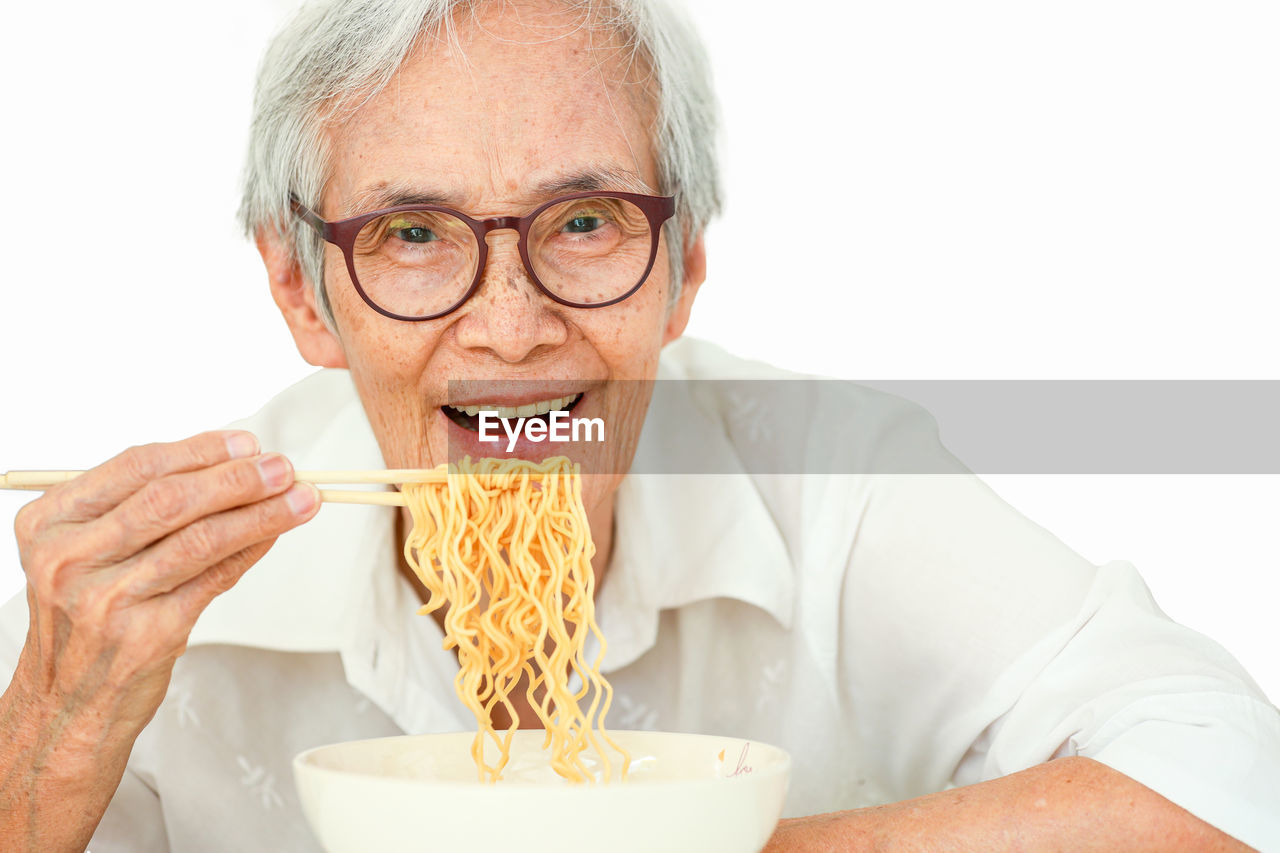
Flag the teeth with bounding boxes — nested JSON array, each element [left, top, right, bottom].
[[447, 394, 580, 419]]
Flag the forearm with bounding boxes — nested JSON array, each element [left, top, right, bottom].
[[0, 667, 142, 853], [765, 757, 1252, 853]]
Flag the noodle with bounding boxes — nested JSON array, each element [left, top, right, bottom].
[[401, 456, 629, 783]]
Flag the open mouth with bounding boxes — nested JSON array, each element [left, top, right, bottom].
[[442, 393, 585, 433]]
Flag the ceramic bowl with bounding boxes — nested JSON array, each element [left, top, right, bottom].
[[294, 729, 791, 853]]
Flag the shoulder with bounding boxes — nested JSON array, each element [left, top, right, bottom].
[[658, 337, 963, 478], [227, 368, 364, 457]]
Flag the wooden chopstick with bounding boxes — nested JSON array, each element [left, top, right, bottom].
[[295, 469, 447, 485], [0, 469, 446, 487], [0, 471, 83, 489], [317, 489, 407, 507], [0, 469, 438, 506]]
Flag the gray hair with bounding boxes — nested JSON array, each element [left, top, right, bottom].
[[238, 0, 721, 329]]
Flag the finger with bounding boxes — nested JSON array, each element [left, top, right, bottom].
[[44, 430, 261, 524], [118, 482, 319, 602], [77, 452, 302, 565], [113, 537, 280, 671], [165, 539, 277, 624]]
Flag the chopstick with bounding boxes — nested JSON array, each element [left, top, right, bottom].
[[0, 469, 449, 507], [315, 489, 407, 507]]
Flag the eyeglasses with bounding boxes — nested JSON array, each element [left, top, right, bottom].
[[290, 191, 676, 322]]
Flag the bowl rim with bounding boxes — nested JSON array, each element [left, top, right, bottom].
[[292, 729, 792, 793]]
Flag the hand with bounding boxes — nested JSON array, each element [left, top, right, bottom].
[[12, 429, 318, 733], [2, 430, 319, 851]]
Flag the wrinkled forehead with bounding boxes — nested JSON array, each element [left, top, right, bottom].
[[321, 0, 660, 216]]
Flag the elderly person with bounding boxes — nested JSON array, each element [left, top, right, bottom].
[[2, 0, 1278, 850]]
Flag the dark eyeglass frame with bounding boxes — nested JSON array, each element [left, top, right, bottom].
[[290, 191, 677, 322]]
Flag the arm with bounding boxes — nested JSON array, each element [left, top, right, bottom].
[[766, 757, 1252, 852], [0, 432, 319, 852], [821, 423, 1280, 850]]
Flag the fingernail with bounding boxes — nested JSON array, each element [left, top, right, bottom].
[[225, 432, 259, 459], [257, 454, 291, 489], [285, 483, 319, 516]]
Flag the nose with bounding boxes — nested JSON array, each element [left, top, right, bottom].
[[451, 231, 568, 363]]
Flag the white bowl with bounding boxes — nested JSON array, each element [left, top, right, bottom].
[[294, 730, 791, 853]]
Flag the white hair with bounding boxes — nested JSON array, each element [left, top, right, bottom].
[[238, 0, 721, 327]]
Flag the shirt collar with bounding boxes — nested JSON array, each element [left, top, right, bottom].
[[190, 369, 392, 652], [189, 344, 795, 673], [597, 358, 795, 670]]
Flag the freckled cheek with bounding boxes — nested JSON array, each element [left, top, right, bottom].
[[327, 269, 433, 374], [586, 301, 670, 379], [336, 318, 445, 466], [356, 369, 438, 469]]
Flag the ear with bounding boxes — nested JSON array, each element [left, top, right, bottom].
[[255, 227, 347, 368], [662, 232, 706, 345]]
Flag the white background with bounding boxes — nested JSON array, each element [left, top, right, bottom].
[[1, 1, 1276, 705]]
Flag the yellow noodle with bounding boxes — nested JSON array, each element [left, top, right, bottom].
[[402, 456, 629, 783]]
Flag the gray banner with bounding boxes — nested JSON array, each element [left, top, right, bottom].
[[444, 380, 1280, 475]]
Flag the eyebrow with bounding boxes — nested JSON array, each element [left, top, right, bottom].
[[534, 166, 654, 197], [347, 184, 457, 213], [346, 166, 655, 216]]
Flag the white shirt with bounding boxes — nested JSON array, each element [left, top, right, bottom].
[[2, 338, 1278, 852]]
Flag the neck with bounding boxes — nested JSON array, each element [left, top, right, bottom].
[[584, 480, 616, 594]]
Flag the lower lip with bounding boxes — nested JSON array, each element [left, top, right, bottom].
[[441, 396, 588, 462]]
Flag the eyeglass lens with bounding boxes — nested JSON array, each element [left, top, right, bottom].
[[351, 195, 655, 318]]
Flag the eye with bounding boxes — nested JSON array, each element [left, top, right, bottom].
[[562, 212, 607, 234], [390, 219, 439, 243]]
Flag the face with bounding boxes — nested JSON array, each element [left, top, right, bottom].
[[265, 0, 703, 526]]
